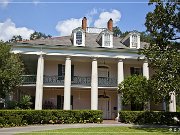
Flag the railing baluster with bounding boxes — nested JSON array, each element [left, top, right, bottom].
[[22, 75, 117, 87]]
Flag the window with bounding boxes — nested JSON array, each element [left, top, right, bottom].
[[76, 31, 82, 45], [132, 34, 138, 47], [104, 33, 110, 47], [58, 64, 65, 80], [130, 67, 142, 75], [57, 95, 73, 109], [58, 64, 74, 80]]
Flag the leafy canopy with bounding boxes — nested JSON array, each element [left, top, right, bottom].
[[140, 0, 180, 102], [30, 31, 52, 40], [0, 41, 24, 98], [118, 75, 150, 105]]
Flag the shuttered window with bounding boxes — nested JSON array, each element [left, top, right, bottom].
[[58, 64, 74, 80]]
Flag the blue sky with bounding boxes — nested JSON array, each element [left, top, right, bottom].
[[0, 0, 154, 41]]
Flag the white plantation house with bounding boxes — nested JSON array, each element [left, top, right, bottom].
[[11, 17, 176, 119]]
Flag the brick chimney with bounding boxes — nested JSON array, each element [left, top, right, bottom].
[[107, 18, 113, 31], [82, 17, 87, 31]]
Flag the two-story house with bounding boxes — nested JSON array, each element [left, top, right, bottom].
[[11, 17, 170, 119]]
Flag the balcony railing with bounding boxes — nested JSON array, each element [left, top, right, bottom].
[[98, 77, 117, 87], [22, 75, 36, 84], [22, 75, 117, 87], [72, 76, 91, 86], [43, 76, 64, 85]]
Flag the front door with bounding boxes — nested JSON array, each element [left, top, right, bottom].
[[98, 98, 111, 119]]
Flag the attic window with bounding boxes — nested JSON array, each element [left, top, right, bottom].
[[104, 33, 110, 47], [76, 31, 82, 45], [132, 34, 138, 47]]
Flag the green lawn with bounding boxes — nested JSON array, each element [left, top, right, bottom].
[[17, 126, 179, 135]]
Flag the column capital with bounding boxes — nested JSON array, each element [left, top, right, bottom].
[[65, 56, 71, 60], [91, 57, 97, 61], [117, 58, 124, 62], [144, 58, 148, 63]]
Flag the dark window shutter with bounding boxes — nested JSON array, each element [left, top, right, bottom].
[[140, 67, 143, 75], [58, 64, 62, 76], [71, 95, 73, 109], [71, 65, 74, 81], [130, 67, 134, 75], [57, 95, 61, 109]]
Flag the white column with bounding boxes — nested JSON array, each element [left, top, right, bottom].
[[169, 91, 176, 112], [35, 55, 44, 110], [143, 60, 149, 79], [143, 60, 150, 110], [91, 58, 98, 110], [117, 59, 124, 112], [63, 57, 71, 110]]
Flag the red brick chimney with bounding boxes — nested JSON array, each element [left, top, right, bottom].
[[82, 17, 87, 31], [107, 18, 113, 31]]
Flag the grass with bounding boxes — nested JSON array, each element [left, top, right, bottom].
[[16, 126, 179, 135]]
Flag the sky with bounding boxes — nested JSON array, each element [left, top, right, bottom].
[[0, 0, 154, 41]]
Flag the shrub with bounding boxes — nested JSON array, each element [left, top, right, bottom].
[[119, 111, 180, 126], [0, 110, 103, 127]]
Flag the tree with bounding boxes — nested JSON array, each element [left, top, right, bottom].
[[113, 26, 122, 37], [9, 35, 23, 43], [30, 31, 51, 40], [118, 75, 150, 110], [0, 41, 24, 98], [140, 0, 180, 103]]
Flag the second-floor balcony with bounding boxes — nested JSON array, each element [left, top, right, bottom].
[[22, 75, 117, 87]]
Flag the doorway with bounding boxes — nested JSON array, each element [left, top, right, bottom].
[[98, 92, 111, 119]]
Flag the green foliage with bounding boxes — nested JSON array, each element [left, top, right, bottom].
[[6, 95, 32, 109], [118, 75, 150, 105], [8, 35, 23, 43], [30, 31, 52, 40], [140, 1, 180, 103], [113, 26, 122, 37], [18, 95, 32, 109], [0, 41, 24, 98], [119, 111, 180, 126], [0, 110, 103, 127]]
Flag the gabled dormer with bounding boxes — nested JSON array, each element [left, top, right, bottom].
[[121, 31, 140, 49], [97, 29, 113, 48], [96, 18, 114, 48], [72, 27, 85, 47]]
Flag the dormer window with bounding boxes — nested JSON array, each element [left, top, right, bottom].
[[72, 27, 85, 46], [76, 31, 82, 45], [104, 33, 110, 47], [132, 34, 138, 48], [96, 29, 113, 48]]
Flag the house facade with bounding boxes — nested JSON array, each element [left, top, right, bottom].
[[11, 17, 173, 119]]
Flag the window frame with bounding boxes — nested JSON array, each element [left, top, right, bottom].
[[76, 31, 83, 45]]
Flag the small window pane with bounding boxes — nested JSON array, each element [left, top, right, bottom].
[[104, 33, 110, 46], [76, 31, 82, 45], [132, 34, 138, 47]]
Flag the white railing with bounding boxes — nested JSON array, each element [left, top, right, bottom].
[[86, 27, 106, 33]]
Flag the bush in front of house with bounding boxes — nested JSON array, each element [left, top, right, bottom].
[[0, 110, 103, 127], [119, 111, 180, 126]]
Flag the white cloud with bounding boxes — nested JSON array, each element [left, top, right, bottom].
[[0, 0, 10, 8], [56, 18, 82, 36], [85, 8, 98, 27], [94, 9, 121, 28], [55, 8, 98, 36], [0, 19, 34, 41], [55, 9, 121, 36]]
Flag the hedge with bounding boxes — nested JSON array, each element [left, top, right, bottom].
[[0, 110, 103, 127], [119, 111, 180, 126]]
